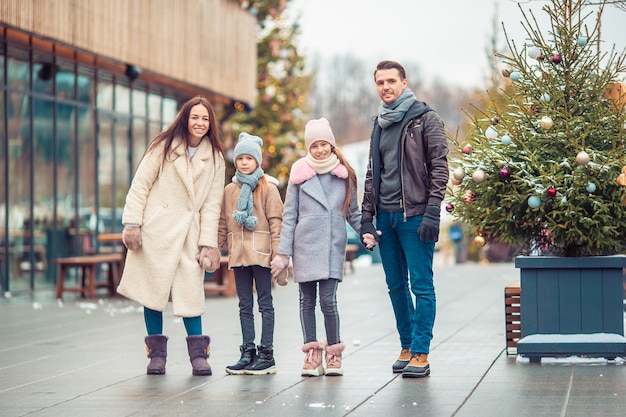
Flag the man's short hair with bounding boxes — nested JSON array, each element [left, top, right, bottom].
[[374, 60, 406, 81]]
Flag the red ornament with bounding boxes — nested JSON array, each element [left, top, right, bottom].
[[492, 118, 499, 125], [547, 187, 557, 197], [552, 54, 562, 64], [462, 144, 472, 155], [445, 203, 454, 213], [463, 191, 475, 204], [499, 167, 510, 179]]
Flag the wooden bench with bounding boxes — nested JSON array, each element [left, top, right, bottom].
[[53, 253, 124, 300], [504, 281, 521, 355], [204, 256, 236, 297]]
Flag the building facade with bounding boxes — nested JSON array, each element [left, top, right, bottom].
[[0, 0, 257, 295]]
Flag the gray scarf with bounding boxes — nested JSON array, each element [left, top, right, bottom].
[[233, 167, 264, 230], [378, 88, 417, 129]]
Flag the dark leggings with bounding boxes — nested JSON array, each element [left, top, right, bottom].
[[144, 307, 202, 336], [299, 278, 340, 345], [233, 265, 275, 348]]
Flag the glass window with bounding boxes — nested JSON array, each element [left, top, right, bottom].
[[147, 93, 162, 121], [7, 92, 32, 292], [163, 97, 177, 125], [77, 65, 95, 105], [132, 117, 147, 176], [96, 72, 113, 110], [115, 84, 130, 114], [132, 89, 146, 117]]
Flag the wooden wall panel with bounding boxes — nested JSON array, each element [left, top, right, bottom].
[[0, 0, 257, 104]]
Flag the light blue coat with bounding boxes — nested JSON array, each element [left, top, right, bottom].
[[277, 158, 361, 282]]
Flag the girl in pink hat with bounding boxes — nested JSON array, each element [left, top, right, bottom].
[[271, 118, 376, 376]]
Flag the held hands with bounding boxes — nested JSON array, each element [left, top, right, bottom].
[[362, 230, 382, 250], [270, 254, 289, 278], [122, 226, 142, 251], [197, 246, 221, 273], [360, 219, 381, 251], [418, 205, 441, 242]]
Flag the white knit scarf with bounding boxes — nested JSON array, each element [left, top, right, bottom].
[[305, 152, 340, 174]]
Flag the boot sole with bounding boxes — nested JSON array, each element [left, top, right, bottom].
[[325, 368, 343, 376], [225, 368, 247, 375], [147, 370, 165, 375], [244, 366, 277, 375], [192, 369, 213, 376], [402, 368, 430, 378], [301, 365, 324, 377]]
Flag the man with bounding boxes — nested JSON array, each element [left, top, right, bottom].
[[360, 60, 449, 378]]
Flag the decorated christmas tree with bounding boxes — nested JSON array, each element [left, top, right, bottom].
[[448, 0, 626, 257], [227, 0, 312, 188]]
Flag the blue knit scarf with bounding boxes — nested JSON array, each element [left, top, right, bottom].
[[378, 88, 417, 128], [233, 167, 264, 230]]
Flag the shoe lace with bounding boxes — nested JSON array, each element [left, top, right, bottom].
[[326, 353, 339, 367], [304, 349, 315, 366]]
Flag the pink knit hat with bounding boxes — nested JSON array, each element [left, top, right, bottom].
[[304, 118, 336, 150]]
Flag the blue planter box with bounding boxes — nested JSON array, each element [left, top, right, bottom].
[[514, 255, 626, 360]]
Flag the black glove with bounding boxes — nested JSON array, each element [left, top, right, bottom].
[[361, 218, 380, 251], [418, 206, 441, 242]]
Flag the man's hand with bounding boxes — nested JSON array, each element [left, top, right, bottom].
[[418, 205, 441, 242], [362, 230, 383, 250], [360, 219, 380, 251]]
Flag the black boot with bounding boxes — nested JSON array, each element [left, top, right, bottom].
[[225, 344, 257, 375], [244, 345, 276, 375]]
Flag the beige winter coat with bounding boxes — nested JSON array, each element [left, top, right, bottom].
[[117, 138, 225, 317], [217, 175, 283, 269]]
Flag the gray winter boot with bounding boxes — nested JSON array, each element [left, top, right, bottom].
[[225, 344, 257, 375], [145, 335, 168, 375], [186, 335, 212, 376]]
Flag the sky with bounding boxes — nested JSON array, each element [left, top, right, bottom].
[[288, 0, 625, 89]]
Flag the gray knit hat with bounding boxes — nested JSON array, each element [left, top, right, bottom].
[[234, 132, 263, 166]]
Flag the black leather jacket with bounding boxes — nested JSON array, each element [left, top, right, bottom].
[[362, 101, 449, 221]]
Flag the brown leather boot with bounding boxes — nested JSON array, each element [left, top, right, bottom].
[[186, 335, 212, 376], [392, 348, 411, 373], [402, 353, 430, 378], [145, 335, 168, 375]]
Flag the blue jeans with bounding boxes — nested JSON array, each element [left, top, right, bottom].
[[376, 210, 436, 354]]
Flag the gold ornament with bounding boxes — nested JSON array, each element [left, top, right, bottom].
[[451, 177, 462, 186], [622, 165, 626, 176], [617, 174, 626, 187], [473, 235, 486, 247]]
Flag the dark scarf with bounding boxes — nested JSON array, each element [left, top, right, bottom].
[[233, 167, 264, 230]]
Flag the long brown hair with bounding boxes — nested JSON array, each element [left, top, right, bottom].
[[146, 95, 224, 166], [333, 146, 358, 214]]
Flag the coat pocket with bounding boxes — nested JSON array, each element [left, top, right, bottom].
[[251, 231, 272, 256]]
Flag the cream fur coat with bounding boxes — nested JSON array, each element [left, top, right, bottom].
[[117, 138, 225, 317]]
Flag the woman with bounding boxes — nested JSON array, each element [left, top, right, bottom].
[[117, 96, 225, 376]]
